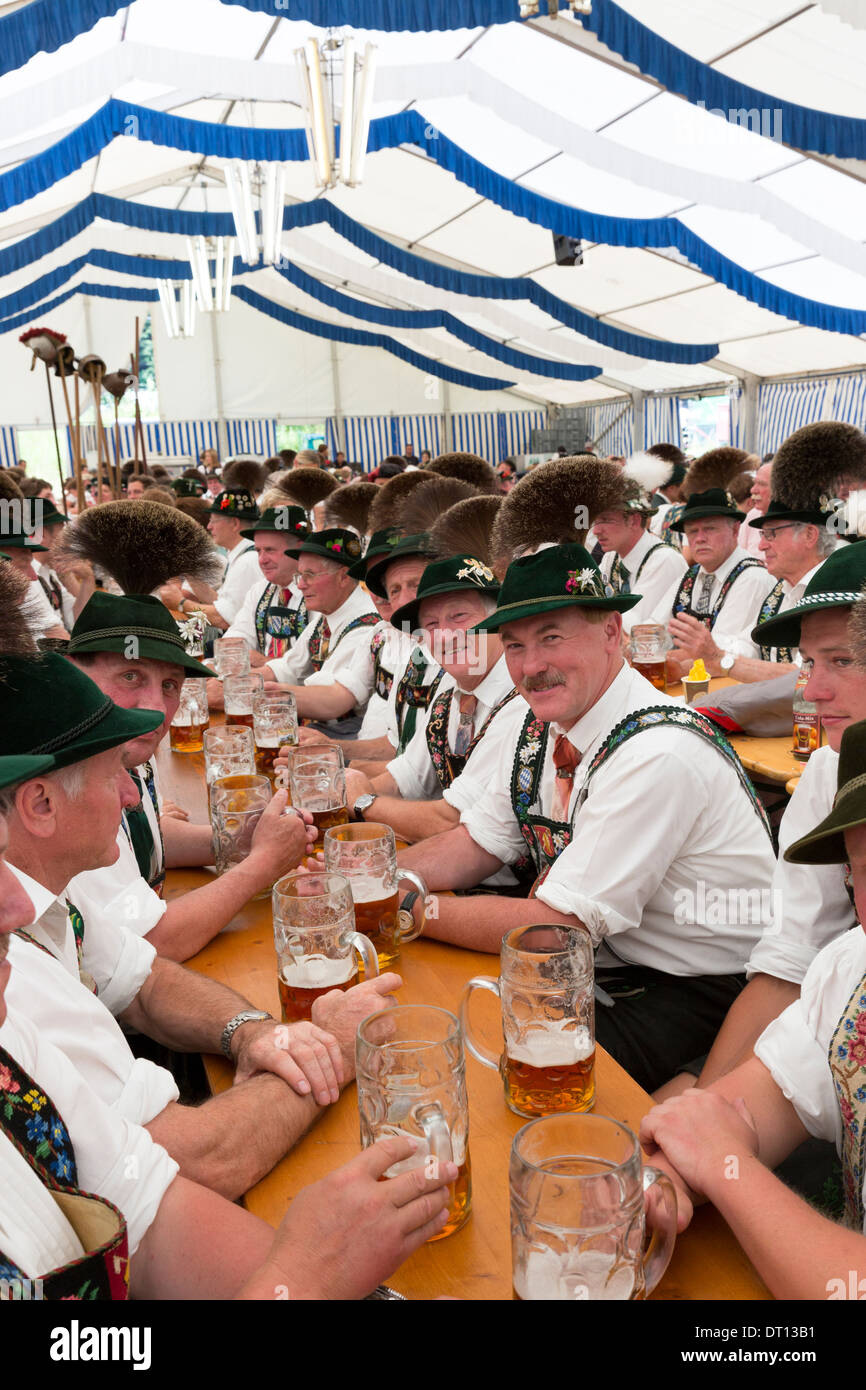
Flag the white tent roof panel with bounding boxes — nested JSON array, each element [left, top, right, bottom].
[[721, 326, 866, 377], [416, 200, 554, 279], [530, 246, 709, 318], [604, 93, 798, 184]]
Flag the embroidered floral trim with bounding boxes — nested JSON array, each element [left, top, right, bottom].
[[829, 975, 866, 1229], [673, 557, 765, 631]]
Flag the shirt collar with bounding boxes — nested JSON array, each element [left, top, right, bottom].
[[455, 654, 513, 712], [313, 584, 373, 636], [785, 559, 825, 602], [619, 528, 654, 567], [554, 662, 677, 761]]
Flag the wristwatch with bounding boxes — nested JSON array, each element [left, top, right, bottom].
[[719, 652, 736, 672], [220, 1010, 272, 1060], [353, 792, 377, 820]]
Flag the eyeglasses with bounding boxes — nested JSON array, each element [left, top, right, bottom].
[[761, 523, 796, 542], [297, 568, 330, 585]]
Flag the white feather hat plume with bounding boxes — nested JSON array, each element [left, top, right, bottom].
[[843, 492, 866, 539], [622, 451, 673, 494]]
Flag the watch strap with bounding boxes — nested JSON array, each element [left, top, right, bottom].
[[220, 1010, 271, 1059]]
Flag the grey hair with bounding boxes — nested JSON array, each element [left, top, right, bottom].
[[49, 764, 87, 801], [792, 521, 836, 558]]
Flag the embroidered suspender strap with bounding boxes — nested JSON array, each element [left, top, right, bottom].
[[608, 555, 629, 595], [633, 541, 674, 584], [672, 559, 764, 631], [37, 571, 63, 613], [510, 711, 552, 825], [370, 630, 394, 700], [254, 583, 278, 654], [0, 1044, 78, 1188], [307, 616, 328, 671], [828, 970, 866, 1230], [256, 587, 307, 658], [425, 685, 520, 791], [396, 653, 445, 753], [309, 613, 379, 673], [581, 705, 772, 840], [660, 503, 686, 546], [757, 580, 794, 663]]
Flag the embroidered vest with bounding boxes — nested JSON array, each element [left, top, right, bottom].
[[829, 971, 866, 1230], [254, 584, 307, 658], [370, 629, 394, 701], [609, 541, 673, 596], [425, 687, 519, 791], [308, 613, 379, 673], [122, 762, 166, 895], [510, 703, 771, 881], [395, 650, 445, 753], [0, 1045, 129, 1300], [672, 558, 765, 631], [756, 580, 794, 663]]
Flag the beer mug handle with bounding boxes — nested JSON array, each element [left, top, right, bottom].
[[349, 932, 379, 980], [395, 870, 427, 945], [414, 1101, 453, 1168], [641, 1166, 677, 1296], [459, 976, 502, 1071]]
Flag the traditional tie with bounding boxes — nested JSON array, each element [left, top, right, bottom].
[[453, 693, 478, 757], [694, 571, 715, 615], [551, 733, 582, 822], [613, 558, 631, 595], [123, 765, 165, 894]]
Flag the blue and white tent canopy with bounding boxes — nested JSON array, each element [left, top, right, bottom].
[[0, 0, 863, 429]]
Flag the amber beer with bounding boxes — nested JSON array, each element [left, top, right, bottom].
[[631, 659, 666, 692], [381, 1150, 472, 1241], [225, 710, 255, 730], [350, 885, 401, 971], [255, 738, 292, 786], [503, 1035, 596, 1117], [278, 955, 357, 1023], [310, 804, 350, 850], [169, 718, 208, 753]]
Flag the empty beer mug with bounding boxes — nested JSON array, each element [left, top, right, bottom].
[[273, 870, 378, 1024], [213, 637, 250, 679], [510, 1114, 677, 1300], [356, 1005, 471, 1241], [254, 694, 298, 786], [288, 746, 349, 849], [169, 677, 209, 753], [322, 821, 426, 972], [460, 924, 595, 1118], [210, 773, 271, 876]]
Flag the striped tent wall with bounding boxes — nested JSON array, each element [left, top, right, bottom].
[[325, 418, 341, 460], [643, 395, 682, 450], [0, 426, 18, 468], [394, 414, 442, 458], [343, 416, 393, 472], [500, 410, 546, 457], [226, 419, 277, 458], [831, 374, 866, 427], [450, 412, 500, 461], [757, 379, 831, 456], [728, 386, 745, 450], [585, 400, 635, 457]]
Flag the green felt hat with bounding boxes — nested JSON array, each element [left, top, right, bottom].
[[35, 498, 69, 525], [283, 527, 363, 569], [364, 533, 432, 599], [749, 497, 829, 529], [751, 540, 866, 650], [0, 753, 56, 790], [170, 477, 205, 499], [390, 553, 501, 631], [209, 489, 260, 521], [470, 542, 640, 632], [67, 592, 214, 676], [239, 505, 309, 541], [0, 654, 164, 773], [668, 488, 746, 530], [346, 527, 400, 581], [0, 512, 49, 552], [785, 719, 866, 865]]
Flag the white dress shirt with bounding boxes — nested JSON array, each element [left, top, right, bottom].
[[386, 655, 513, 802], [755, 924, 866, 1220], [599, 529, 687, 635], [652, 544, 777, 653], [224, 576, 305, 656], [266, 586, 379, 699], [726, 559, 834, 663], [461, 663, 775, 976], [21, 577, 62, 637], [211, 539, 262, 626], [0, 1010, 178, 1266], [747, 746, 854, 983], [341, 623, 417, 741], [35, 561, 76, 629]]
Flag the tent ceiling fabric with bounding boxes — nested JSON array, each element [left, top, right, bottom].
[[0, 0, 862, 431]]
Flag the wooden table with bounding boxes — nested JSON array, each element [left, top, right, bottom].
[[159, 738, 770, 1301], [666, 676, 804, 789]]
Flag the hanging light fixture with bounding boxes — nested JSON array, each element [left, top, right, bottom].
[[157, 279, 197, 339], [185, 235, 235, 313], [295, 34, 377, 190]]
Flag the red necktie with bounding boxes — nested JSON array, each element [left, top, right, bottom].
[[552, 733, 582, 822], [454, 693, 478, 756]]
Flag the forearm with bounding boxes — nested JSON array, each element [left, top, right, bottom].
[[713, 655, 797, 683], [704, 1154, 866, 1300], [131, 1175, 275, 1298], [120, 955, 265, 1048], [143, 854, 277, 961], [362, 793, 459, 844], [71, 572, 96, 619], [397, 825, 503, 892], [162, 817, 215, 868], [697, 975, 800, 1087], [146, 1076, 321, 1200], [292, 681, 356, 720], [423, 890, 580, 953], [183, 577, 219, 603]]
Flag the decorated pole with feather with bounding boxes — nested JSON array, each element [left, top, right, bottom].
[[18, 328, 70, 500]]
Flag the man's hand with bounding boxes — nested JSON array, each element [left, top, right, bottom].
[[160, 800, 190, 823], [263, 1135, 456, 1299], [345, 768, 374, 807], [263, 680, 292, 698], [275, 732, 335, 779], [639, 1087, 759, 1210], [247, 790, 317, 882], [311, 973, 401, 1076], [206, 676, 224, 711], [231, 1017, 344, 1104], [297, 727, 335, 748], [159, 582, 187, 610], [667, 613, 719, 665]]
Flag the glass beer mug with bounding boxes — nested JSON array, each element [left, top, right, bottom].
[[288, 746, 350, 850], [510, 1114, 677, 1301], [628, 622, 671, 692], [322, 821, 426, 972], [203, 725, 255, 815], [169, 677, 209, 753], [254, 694, 298, 786], [273, 870, 378, 1024], [223, 672, 264, 729], [356, 1005, 471, 1241], [210, 773, 271, 876], [460, 924, 595, 1117], [212, 637, 250, 679]]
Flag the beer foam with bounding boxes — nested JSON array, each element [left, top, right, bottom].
[[348, 875, 392, 904], [279, 954, 356, 988], [514, 1246, 635, 1301], [508, 1023, 593, 1068]]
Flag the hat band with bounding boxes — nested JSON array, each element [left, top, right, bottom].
[[491, 590, 602, 616], [28, 696, 115, 755], [787, 590, 862, 616], [68, 623, 186, 654], [834, 771, 866, 810]]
